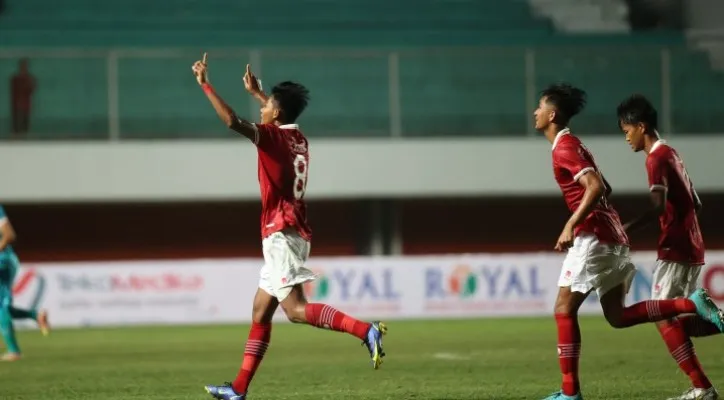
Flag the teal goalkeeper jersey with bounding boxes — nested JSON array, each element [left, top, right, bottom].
[[0, 205, 16, 259]]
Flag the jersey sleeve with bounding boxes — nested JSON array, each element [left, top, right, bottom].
[[0, 206, 7, 226], [554, 143, 595, 182], [646, 153, 669, 192], [252, 123, 286, 152]]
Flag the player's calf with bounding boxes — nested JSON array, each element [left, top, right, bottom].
[[680, 316, 721, 338], [279, 286, 372, 339], [552, 288, 587, 398], [600, 285, 697, 328], [657, 319, 713, 391]]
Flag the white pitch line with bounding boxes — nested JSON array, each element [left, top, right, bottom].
[[432, 352, 471, 361]]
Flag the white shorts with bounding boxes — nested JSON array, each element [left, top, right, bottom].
[[651, 260, 702, 300], [558, 233, 636, 298], [258, 229, 316, 302]]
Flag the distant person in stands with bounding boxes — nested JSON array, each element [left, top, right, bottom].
[[10, 58, 36, 137]]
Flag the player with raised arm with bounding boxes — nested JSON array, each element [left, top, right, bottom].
[[191, 54, 387, 400], [533, 83, 724, 400], [0, 205, 50, 361], [618, 94, 721, 400]]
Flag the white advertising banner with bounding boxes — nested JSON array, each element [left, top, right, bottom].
[[10, 251, 724, 328]]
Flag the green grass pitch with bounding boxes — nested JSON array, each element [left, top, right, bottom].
[[2, 317, 723, 399]]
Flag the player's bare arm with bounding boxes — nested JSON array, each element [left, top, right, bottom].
[[622, 188, 666, 234], [555, 171, 605, 251], [0, 218, 17, 252], [192, 53, 257, 142], [243, 64, 269, 106]]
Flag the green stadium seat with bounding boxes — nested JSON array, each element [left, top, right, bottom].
[[0, 0, 721, 139]]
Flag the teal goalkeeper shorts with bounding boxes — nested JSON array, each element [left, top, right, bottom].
[[0, 251, 20, 308]]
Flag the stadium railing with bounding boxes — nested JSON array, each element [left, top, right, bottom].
[[0, 46, 722, 140]]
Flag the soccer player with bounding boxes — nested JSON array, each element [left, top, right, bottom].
[[533, 83, 724, 400], [618, 94, 721, 400], [0, 205, 50, 361], [191, 54, 387, 400]]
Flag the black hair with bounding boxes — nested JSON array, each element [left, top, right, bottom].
[[271, 81, 309, 124], [540, 83, 587, 124], [616, 94, 658, 131]]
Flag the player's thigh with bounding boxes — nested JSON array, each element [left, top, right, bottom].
[[651, 260, 700, 300], [598, 260, 638, 326], [261, 230, 315, 302]]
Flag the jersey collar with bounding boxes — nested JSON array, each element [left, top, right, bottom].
[[279, 124, 299, 130], [551, 127, 571, 150], [650, 138, 667, 154]]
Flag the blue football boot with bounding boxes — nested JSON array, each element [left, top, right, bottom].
[[204, 382, 245, 400], [362, 321, 387, 369]]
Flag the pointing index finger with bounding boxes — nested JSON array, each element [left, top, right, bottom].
[[202, 52, 208, 64]]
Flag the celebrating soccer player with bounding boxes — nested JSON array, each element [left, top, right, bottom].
[[618, 94, 721, 400], [191, 54, 387, 400], [0, 205, 50, 361], [533, 83, 724, 400]]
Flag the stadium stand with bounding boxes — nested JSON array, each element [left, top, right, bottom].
[[0, 0, 721, 138]]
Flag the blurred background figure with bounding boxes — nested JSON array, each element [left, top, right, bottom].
[[10, 58, 35, 137]]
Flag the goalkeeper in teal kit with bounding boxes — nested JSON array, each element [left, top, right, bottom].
[[0, 205, 50, 361]]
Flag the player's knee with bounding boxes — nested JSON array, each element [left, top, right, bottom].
[[280, 304, 306, 323], [553, 296, 577, 315], [251, 302, 275, 324], [251, 309, 271, 324], [607, 316, 626, 329], [602, 309, 627, 329]]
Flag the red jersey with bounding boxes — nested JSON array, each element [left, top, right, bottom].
[[646, 140, 704, 265], [253, 123, 312, 241], [551, 129, 629, 245]]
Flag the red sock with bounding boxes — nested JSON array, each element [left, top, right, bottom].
[[620, 299, 696, 327], [232, 322, 271, 395], [304, 303, 371, 340], [555, 313, 581, 396], [680, 315, 721, 338], [659, 320, 712, 389]]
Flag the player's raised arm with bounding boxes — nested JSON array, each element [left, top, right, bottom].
[[192, 53, 257, 141], [0, 207, 17, 253], [243, 64, 269, 106]]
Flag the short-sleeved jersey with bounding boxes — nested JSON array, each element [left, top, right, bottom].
[[551, 129, 629, 246], [646, 140, 704, 265], [252, 123, 312, 241]]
